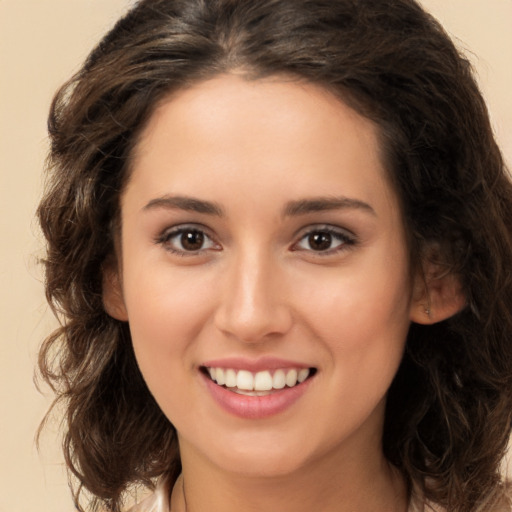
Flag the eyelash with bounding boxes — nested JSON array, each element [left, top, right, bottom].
[[155, 224, 357, 257], [155, 224, 219, 256], [292, 225, 357, 255]]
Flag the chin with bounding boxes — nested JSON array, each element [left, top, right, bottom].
[[218, 452, 309, 479], [201, 429, 321, 478]]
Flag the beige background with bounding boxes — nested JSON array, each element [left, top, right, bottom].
[[1, 1, 511, 511]]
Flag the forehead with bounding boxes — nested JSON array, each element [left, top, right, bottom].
[[126, 74, 398, 217], [135, 74, 381, 159]]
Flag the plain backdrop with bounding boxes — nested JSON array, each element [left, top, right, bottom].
[[0, 1, 511, 511]]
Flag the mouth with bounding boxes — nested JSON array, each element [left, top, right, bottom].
[[201, 366, 317, 396]]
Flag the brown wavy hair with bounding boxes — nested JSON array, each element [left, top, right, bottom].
[[37, 0, 512, 510]]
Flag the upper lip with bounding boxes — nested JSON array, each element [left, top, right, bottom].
[[201, 356, 314, 373]]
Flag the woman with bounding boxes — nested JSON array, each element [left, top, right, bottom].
[[37, 0, 512, 511]]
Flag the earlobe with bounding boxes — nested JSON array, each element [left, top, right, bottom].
[[102, 263, 129, 321], [410, 259, 466, 325]]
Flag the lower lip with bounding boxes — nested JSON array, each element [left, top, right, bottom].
[[202, 372, 313, 419]]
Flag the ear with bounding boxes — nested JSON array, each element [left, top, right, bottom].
[[102, 260, 128, 321], [410, 249, 466, 325]]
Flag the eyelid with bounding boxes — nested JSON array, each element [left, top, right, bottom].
[[291, 224, 357, 255], [155, 223, 220, 255]]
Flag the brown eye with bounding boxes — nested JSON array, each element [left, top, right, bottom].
[[308, 232, 332, 251], [294, 226, 355, 254], [181, 230, 205, 251], [157, 225, 218, 255]]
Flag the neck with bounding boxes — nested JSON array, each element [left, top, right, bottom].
[[171, 440, 408, 512]]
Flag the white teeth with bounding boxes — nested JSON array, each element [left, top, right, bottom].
[[206, 367, 312, 392], [272, 369, 286, 389], [237, 370, 254, 390], [216, 368, 226, 386], [233, 389, 273, 396], [225, 369, 237, 388], [254, 371, 273, 391], [298, 368, 310, 383], [285, 368, 298, 387]]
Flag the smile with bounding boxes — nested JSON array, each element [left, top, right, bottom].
[[200, 363, 316, 418], [205, 367, 312, 396]]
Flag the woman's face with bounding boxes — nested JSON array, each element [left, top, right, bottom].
[[111, 75, 418, 478]]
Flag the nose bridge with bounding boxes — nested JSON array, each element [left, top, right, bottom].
[[214, 243, 292, 342]]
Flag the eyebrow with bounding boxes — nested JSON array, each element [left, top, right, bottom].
[[283, 196, 376, 217], [143, 195, 224, 216], [142, 194, 375, 218]]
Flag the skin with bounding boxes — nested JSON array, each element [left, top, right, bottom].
[[105, 74, 458, 511]]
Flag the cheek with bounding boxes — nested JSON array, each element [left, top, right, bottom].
[[122, 264, 215, 381], [295, 245, 412, 393], [299, 268, 411, 431], [121, 267, 222, 430], [125, 257, 212, 326], [296, 259, 411, 347]]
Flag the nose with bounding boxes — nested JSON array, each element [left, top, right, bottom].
[[213, 249, 293, 343]]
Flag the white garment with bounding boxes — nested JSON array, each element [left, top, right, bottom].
[[127, 479, 170, 512]]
